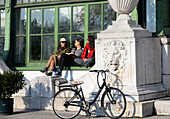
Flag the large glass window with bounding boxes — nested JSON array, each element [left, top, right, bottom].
[[146, 0, 156, 32], [15, 2, 117, 66]]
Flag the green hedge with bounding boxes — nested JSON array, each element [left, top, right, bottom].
[[0, 71, 25, 99]]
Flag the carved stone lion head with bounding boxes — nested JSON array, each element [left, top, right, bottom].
[[103, 40, 127, 78]]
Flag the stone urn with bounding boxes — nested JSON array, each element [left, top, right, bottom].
[[108, 0, 139, 20]]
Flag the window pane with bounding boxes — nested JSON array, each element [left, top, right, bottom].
[[17, 0, 21, 4], [15, 37, 26, 64], [146, 0, 156, 32], [59, 7, 71, 33], [72, 34, 84, 48], [103, 4, 116, 30], [58, 35, 70, 46], [30, 36, 41, 61], [37, 0, 42, 2], [43, 8, 55, 33], [89, 4, 102, 31], [0, 37, 4, 53], [31, 9, 42, 34], [0, 0, 4, 4], [23, 0, 28, 3], [16, 8, 27, 35], [0, 10, 5, 36], [30, 0, 35, 2], [43, 36, 54, 61], [73, 6, 85, 32]]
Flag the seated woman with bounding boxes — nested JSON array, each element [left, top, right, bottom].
[[55, 39, 84, 76], [40, 38, 70, 76], [74, 35, 95, 68]]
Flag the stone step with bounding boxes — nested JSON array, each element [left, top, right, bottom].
[[154, 97, 170, 115]]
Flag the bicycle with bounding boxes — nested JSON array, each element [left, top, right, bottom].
[[52, 69, 126, 119]]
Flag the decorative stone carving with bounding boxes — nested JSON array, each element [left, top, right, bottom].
[[103, 40, 127, 79], [108, 0, 139, 21], [108, 0, 139, 14]]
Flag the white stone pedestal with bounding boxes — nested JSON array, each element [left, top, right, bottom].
[[96, 16, 166, 101], [161, 38, 170, 96]]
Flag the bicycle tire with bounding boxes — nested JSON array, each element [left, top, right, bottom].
[[52, 88, 82, 119], [101, 87, 126, 119]]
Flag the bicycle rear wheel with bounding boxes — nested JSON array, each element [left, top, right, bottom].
[[101, 87, 126, 119], [52, 88, 82, 119]]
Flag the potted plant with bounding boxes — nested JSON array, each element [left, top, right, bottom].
[[0, 71, 25, 115]]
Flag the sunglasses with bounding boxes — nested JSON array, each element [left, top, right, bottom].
[[61, 41, 66, 43]]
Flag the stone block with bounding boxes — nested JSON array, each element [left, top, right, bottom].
[[30, 76, 52, 98], [123, 100, 154, 117], [40, 97, 52, 110], [155, 97, 170, 115], [13, 96, 31, 109], [30, 97, 41, 109], [162, 75, 170, 96]]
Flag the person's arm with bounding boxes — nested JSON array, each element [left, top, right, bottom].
[[81, 44, 88, 59], [58, 47, 70, 55]]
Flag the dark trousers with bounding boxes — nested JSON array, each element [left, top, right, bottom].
[[74, 57, 95, 68], [58, 54, 74, 71]]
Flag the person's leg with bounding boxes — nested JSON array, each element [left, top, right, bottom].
[[40, 55, 55, 73], [83, 57, 95, 68], [49, 60, 55, 71], [46, 55, 55, 68], [74, 58, 84, 66], [57, 54, 74, 75]]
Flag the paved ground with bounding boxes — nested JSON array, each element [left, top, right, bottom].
[[0, 109, 170, 119]]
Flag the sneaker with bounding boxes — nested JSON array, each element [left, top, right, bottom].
[[56, 66, 60, 72], [51, 67, 57, 72], [51, 66, 60, 72]]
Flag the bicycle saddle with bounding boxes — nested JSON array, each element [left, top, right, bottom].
[[71, 81, 84, 85]]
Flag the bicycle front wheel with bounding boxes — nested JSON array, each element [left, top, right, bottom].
[[52, 88, 82, 119], [101, 87, 126, 119]]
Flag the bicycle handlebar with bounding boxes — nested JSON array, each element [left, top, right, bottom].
[[90, 69, 118, 78], [89, 69, 109, 73]]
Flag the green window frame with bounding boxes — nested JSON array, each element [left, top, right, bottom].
[[14, 1, 118, 70]]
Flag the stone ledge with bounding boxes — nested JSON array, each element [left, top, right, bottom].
[[154, 97, 170, 115]]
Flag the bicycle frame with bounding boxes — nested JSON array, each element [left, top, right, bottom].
[[75, 70, 111, 108]]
